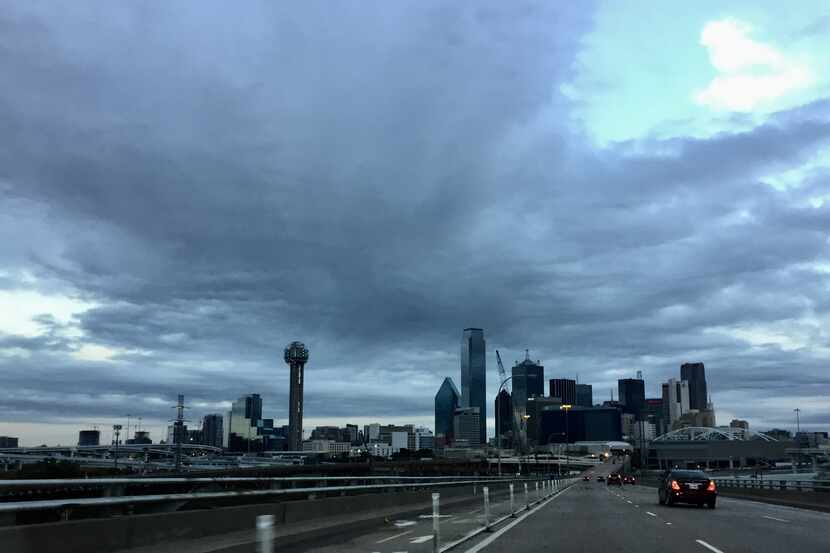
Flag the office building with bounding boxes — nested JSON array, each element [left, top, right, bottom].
[[391, 431, 408, 451], [435, 377, 461, 446], [303, 440, 351, 455], [453, 407, 481, 447], [576, 384, 593, 407], [662, 378, 689, 426], [643, 398, 667, 436], [618, 378, 645, 418], [225, 393, 282, 452], [549, 378, 577, 405], [495, 389, 513, 448], [201, 414, 224, 448], [345, 424, 360, 445], [540, 407, 622, 443], [167, 424, 189, 444], [680, 362, 708, 411], [414, 427, 434, 450], [284, 341, 309, 452], [512, 353, 544, 413], [0, 436, 18, 448], [526, 397, 563, 445], [764, 428, 791, 441], [460, 328, 487, 444], [364, 423, 381, 443], [379, 424, 415, 449], [78, 430, 101, 447]]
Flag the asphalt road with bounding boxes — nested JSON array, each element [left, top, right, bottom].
[[283, 474, 830, 553]]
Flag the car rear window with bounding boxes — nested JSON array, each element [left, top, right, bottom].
[[670, 470, 708, 479]]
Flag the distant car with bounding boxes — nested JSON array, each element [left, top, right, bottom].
[[607, 473, 623, 486], [583, 475, 591, 481], [623, 475, 636, 485], [596, 475, 605, 482], [658, 469, 717, 508]]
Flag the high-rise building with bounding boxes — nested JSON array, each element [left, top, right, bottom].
[[453, 407, 481, 447], [226, 393, 265, 451], [549, 378, 577, 405], [495, 389, 512, 448], [662, 378, 689, 426], [512, 354, 544, 413], [364, 423, 381, 443], [78, 430, 101, 446], [0, 436, 19, 448], [540, 407, 622, 443], [414, 427, 434, 450], [434, 377, 461, 445], [201, 414, 224, 448], [618, 378, 645, 418], [576, 384, 593, 407], [460, 328, 486, 444], [284, 341, 309, 452], [643, 398, 667, 435], [680, 362, 708, 411], [526, 397, 563, 445]]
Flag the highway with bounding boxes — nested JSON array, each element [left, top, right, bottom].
[[275, 476, 830, 553]]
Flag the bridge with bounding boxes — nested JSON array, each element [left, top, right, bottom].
[[0, 464, 827, 553]]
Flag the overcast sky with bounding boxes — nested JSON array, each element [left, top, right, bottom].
[[2, 1, 830, 446]]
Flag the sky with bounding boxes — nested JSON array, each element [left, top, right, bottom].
[[1, 1, 830, 446]]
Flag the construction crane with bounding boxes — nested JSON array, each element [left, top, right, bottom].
[[495, 349, 507, 384]]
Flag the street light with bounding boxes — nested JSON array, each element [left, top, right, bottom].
[[560, 405, 572, 477], [520, 414, 531, 474], [112, 424, 122, 470]]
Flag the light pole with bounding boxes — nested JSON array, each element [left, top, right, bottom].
[[560, 404, 572, 477], [112, 424, 122, 470]]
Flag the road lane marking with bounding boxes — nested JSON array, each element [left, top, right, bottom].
[[665, 522, 672, 525], [634, 505, 639, 508], [394, 521, 417, 527], [763, 515, 789, 523], [376, 530, 413, 543], [410, 535, 433, 544], [451, 518, 474, 524], [461, 482, 575, 553], [646, 511, 657, 517], [419, 514, 453, 518], [696, 539, 726, 553], [626, 500, 632, 504]]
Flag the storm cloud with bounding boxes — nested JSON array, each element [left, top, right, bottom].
[[1, 2, 829, 444]]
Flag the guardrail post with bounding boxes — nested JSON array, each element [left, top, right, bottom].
[[524, 482, 529, 508], [535, 481, 539, 501], [483, 486, 491, 530], [256, 514, 274, 553], [473, 483, 477, 496], [509, 483, 515, 516], [432, 493, 440, 553]]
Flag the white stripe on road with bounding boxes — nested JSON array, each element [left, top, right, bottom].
[[376, 530, 413, 543], [762, 515, 789, 523], [394, 521, 416, 528], [665, 522, 672, 525], [451, 518, 474, 524], [646, 511, 657, 517], [461, 485, 575, 553], [626, 500, 633, 504], [696, 539, 726, 553], [411, 535, 433, 544], [419, 514, 453, 518]]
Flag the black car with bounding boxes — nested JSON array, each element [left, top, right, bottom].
[[583, 475, 591, 481], [658, 469, 717, 508], [623, 475, 636, 485], [606, 473, 623, 486]]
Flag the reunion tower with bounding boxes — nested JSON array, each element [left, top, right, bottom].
[[284, 341, 309, 451]]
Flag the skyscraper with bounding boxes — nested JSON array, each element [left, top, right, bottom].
[[512, 354, 544, 413], [618, 378, 645, 418], [680, 362, 708, 411], [576, 384, 593, 407], [460, 328, 486, 444], [549, 378, 577, 404], [495, 389, 512, 447], [662, 378, 689, 426], [201, 413, 224, 448], [453, 407, 481, 447], [434, 377, 461, 445], [284, 341, 309, 451]]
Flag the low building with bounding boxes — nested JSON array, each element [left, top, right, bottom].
[[453, 407, 481, 447], [78, 430, 101, 447], [302, 440, 352, 454], [0, 436, 19, 448], [414, 427, 434, 450], [540, 406, 622, 444]]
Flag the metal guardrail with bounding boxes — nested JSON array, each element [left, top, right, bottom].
[[715, 479, 830, 492], [0, 477, 545, 514]]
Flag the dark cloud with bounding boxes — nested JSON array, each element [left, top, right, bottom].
[[1, 2, 830, 444]]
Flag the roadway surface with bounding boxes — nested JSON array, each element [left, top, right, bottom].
[[279, 474, 830, 553]]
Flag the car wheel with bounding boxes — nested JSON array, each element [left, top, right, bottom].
[[708, 499, 716, 509], [666, 494, 674, 506]]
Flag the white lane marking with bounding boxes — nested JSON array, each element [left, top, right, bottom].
[[646, 511, 657, 517], [763, 515, 789, 523], [634, 505, 640, 508], [461, 484, 575, 553], [626, 500, 633, 504], [394, 521, 416, 528], [666, 522, 672, 525], [376, 530, 413, 543], [410, 535, 433, 544], [419, 514, 453, 518], [451, 518, 474, 524], [696, 539, 726, 553]]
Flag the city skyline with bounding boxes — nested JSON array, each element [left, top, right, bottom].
[[2, 3, 830, 445]]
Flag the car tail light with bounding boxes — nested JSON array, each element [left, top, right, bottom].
[[670, 480, 681, 491], [707, 480, 716, 492]]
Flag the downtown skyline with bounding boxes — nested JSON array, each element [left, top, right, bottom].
[[2, 2, 830, 445]]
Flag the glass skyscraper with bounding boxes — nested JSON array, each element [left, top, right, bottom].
[[434, 377, 460, 444], [680, 362, 708, 411], [460, 328, 486, 444]]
